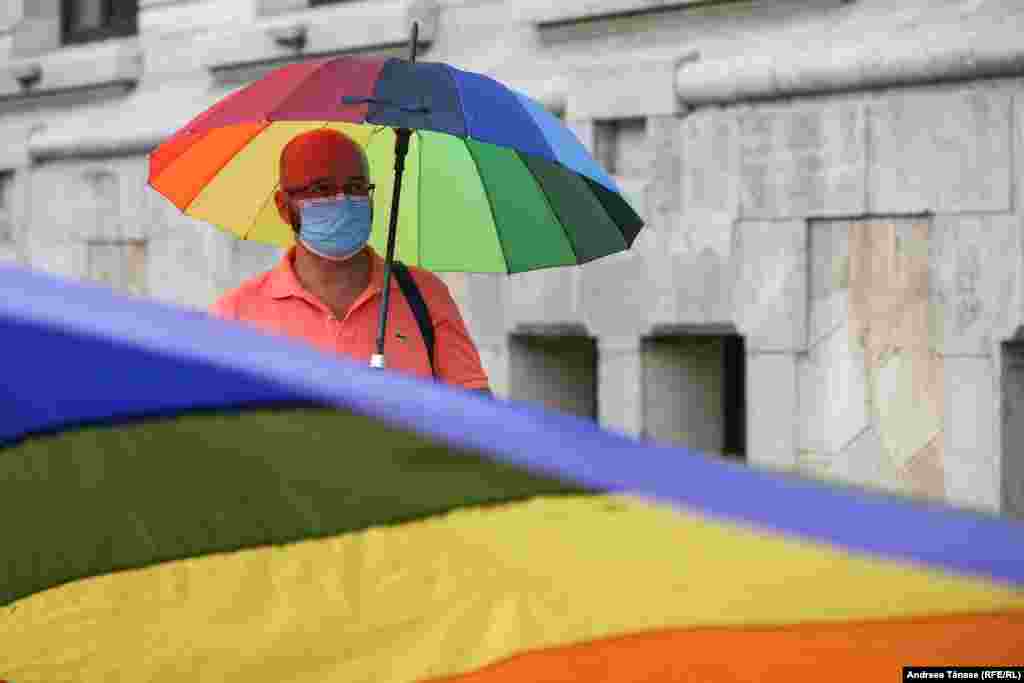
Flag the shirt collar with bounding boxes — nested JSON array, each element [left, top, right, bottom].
[[267, 245, 389, 302]]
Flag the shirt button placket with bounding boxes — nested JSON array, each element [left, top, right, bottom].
[[327, 313, 342, 346]]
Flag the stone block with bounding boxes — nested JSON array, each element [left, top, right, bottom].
[[798, 320, 870, 458], [568, 57, 681, 120], [828, 427, 891, 492], [1001, 344, 1024, 518], [598, 338, 643, 437], [254, 0, 309, 18], [459, 273, 505, 345], [11, 18, 59, 59], [606, 120, 651, 179], [148, 226, 219, 310], [86, 240, 148, 298], [931, 214, 1019, 355], [0, 244, 20, 264], [203, 224, 281, 300], [737, 100, 867, 219], [671, 211, 734, 328], [1017, 91, 1024, 221], [439, 271, 500, 354], [671, 109, 739, 328], [646, 114, 682, 233], [868, 88, 1012, 214], [25, 165, 78, 247], [808, 219, 850, 348], [0, 1, 22, 33], [505, 267, 579, 332], [579, 222, 674, 337], [945, 355, 999, 513], [528, 0, 713, 27], [681, 108, 739, 218], [746, 352, 797, 470], [475, 344, 508, 398], [732, 219, 806, 352], [10, 0, 59, 59], [36, 161, 154, 243], [141, 0, 255, 32], [25, 238, 86, 282]]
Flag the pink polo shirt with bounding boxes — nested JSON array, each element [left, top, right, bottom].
[[210, 246, 490, 390]]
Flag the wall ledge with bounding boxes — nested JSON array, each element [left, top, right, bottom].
[[1, 40, 143, 111], [674, 1, 1024, 105], [27, 83, 224, 163], [202, 0, 438, 84]]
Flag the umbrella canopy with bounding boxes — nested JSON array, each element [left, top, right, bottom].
[[1, 265, 1022, 680], [148, 55, 643, 274]]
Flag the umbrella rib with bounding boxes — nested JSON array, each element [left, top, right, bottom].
[[516, 151, 580, 266], [440, 64, 471, 141], [244, 179, 282, 242], [463, 140, 511, 275]]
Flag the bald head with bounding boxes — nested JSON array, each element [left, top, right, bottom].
[[279, 129, 368, 192], [275, 129, 370, 230]]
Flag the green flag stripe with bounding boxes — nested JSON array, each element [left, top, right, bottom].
[[417, 131, 507, 272], [465, 140, 577, 274], [518, 154, 628, 264], [0, 406, 586, 606]]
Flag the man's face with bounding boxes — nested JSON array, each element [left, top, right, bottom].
[[281, 175, 374, 227], [275, 131, 372, 230]]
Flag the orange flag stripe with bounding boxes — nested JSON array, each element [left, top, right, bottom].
[[428, 611, 1024, 683]]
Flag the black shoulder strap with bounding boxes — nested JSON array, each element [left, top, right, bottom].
[[391, 261, 436, 378]]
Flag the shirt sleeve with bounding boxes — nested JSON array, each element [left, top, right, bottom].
[[430, 282, 491, 391]]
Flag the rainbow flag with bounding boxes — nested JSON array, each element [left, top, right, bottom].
[[1, 264, 1021, 681]]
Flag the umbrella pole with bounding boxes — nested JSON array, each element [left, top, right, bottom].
[[370, 21, 419, 370], [370, 128, 412, 369]]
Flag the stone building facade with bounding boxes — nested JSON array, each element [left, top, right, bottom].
[[2, 0, 1023, 516]]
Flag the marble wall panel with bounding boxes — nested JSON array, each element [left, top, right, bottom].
[[746, 352, 798, 469], [848, 218, 945, 498]]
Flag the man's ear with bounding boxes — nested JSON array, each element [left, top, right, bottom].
[[274, 189, 297, 231]]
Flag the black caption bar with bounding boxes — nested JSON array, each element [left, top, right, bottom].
[[905, 668, 1023, 680]]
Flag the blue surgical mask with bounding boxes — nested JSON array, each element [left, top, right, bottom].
[[296, 193, 372, 261]]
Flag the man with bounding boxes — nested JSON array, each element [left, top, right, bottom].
[[211, 128, 491, 393]]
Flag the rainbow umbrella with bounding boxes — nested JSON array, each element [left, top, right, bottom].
[[147, 25, 643, 368], [1, 262, 1022, 681]]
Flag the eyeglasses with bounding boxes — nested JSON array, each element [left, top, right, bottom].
[[284, 178, 376, 199]]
